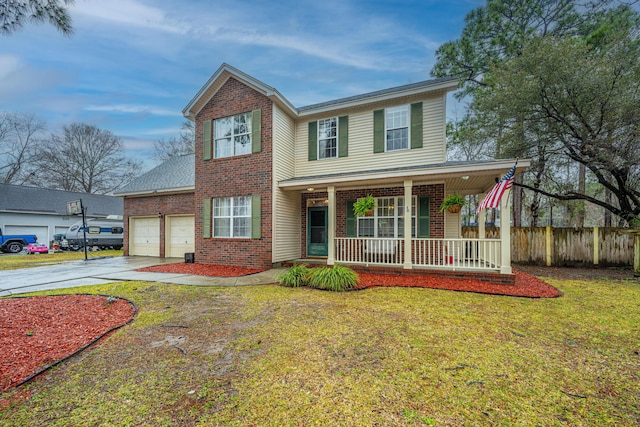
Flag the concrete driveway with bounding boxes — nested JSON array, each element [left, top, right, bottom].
[[0, 256, 283, 296]]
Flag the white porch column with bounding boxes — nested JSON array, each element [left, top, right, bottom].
[[478, 193, 488, 260], [404, 179, 413, 269], [327, 185, 336, 266], [500, 189, 512, 274], [477, 193, 486, 239]]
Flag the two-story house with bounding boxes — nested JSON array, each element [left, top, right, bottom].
[[116, 64, 528, 283]]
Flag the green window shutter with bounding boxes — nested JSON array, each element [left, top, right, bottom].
[[338, 115, 349, 158], [202, 198, 211, 238], [410, 102, 423, 149], [203, 120, 212, 160], [308, 121, 317, 161], [346, 199, 356, 237], [251, 195, 261, 239], [251, 109, 262, 153], [373, 109, 385, 153], [418, 196, 430, 238]]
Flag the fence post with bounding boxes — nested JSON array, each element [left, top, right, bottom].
[[634, 233, 640, 277], [593, 226, 599, 266], [545, 226, 553, 267]]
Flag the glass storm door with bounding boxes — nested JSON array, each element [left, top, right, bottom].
[[307, 207, 328, 257]]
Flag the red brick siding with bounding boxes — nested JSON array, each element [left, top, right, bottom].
[[123, 192, 194, 257], [194, 77, 273, 268], [300, 184, 445, 258]]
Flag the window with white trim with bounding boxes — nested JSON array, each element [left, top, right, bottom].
[[318, 117, 337, 159], [215, 112, 252, 158], [385, 105, 409, 151], [357, 196, 416, 238], [213, 196, 251, 238]]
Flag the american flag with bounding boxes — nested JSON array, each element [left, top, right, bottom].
[[476, 160, 518, 214]]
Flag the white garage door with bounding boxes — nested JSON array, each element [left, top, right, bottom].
[[129, 217, 160, 257], [4, 225, 49, 246], [166, 215, 195, 258]]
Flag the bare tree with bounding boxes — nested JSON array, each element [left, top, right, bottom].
[[0, 112, 46, 184], [37, 123, 142, 194], [1, 0, 74, 35], [153, 120, 195, 162]]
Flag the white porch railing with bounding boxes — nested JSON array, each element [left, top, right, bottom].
[[412, 238, 501, 270], [335, 238, 404, 265], [335, 237, 501, 271]]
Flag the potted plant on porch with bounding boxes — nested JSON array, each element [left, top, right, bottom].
[[439, 193, 468, 214], [353, 194, 375, 218]]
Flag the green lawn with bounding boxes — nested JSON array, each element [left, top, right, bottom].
[[0, 249, 123, 271], [1, 275, 639, 426]]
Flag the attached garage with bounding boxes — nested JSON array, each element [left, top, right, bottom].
[[129, 217, 160, 257], [165, 215, 195, 258]]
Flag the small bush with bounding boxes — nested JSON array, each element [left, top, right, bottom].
[[277, 264, 310, 287], [307, 265, 359, 292]]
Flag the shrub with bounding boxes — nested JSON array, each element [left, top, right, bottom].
[[307, 265, 359, 292], [277, 264, 310, 287]]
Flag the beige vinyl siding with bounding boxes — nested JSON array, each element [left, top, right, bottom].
[[295, 94, 447, 177], [272, 105, 301, 262], [444, 190, 462, 239]]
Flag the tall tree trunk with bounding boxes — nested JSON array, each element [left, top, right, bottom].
[[604, 189, 612, 227], [512, 173, 523, 227], [576, 163, 586, 227]]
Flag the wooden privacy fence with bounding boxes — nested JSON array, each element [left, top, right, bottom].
[[462, 226, 635, 267]]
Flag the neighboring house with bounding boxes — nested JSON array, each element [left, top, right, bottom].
[[117, 64, 528, 282], [0, 183, 123, 246]]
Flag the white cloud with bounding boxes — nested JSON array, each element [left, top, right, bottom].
[[85, 104, 180, 117], [72, 0, 190, 34]]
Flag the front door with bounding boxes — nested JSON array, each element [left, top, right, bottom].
[[307, 207, 328, 257]]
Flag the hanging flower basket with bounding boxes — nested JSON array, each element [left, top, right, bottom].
[[440, 193, 468, 214], [353, 194, 375, 218]]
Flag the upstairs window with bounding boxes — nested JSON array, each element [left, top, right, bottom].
[[318, 117, 337, 159], [373, 103, 422, 153], [308, 116, 348, 161], [215, 112, 252, 158], [385, 105, 409, 151]]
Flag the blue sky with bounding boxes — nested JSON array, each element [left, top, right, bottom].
[[1, 0, 481, 170]]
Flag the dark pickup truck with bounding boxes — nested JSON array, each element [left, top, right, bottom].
[[0, 230, 38, 253]]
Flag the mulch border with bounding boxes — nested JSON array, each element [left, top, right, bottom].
[[1, 294, 138, 392]]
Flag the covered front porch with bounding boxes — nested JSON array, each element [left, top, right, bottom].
[[278, 159, 528, 278]]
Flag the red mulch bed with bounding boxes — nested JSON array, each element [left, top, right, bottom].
[[137, 263, 265, 277], [141, 263, 559, 298], [356, 270, 561, 298], [0, 295, 135, 394]]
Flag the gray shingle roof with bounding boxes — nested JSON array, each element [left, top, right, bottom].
[[114, 154, 195, 195], [0, 184, 123, 217], [298, 77, 458, 112]]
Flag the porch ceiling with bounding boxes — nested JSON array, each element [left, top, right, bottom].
[[278, 159, 529, 195]]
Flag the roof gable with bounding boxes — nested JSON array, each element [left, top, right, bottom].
[[182, 63, 296, 120]]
